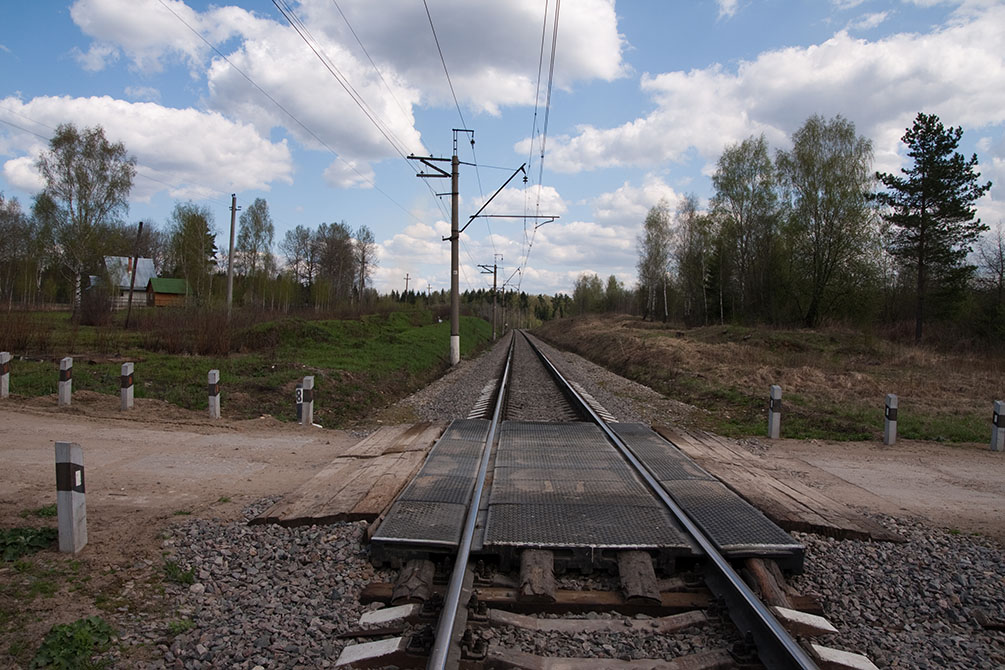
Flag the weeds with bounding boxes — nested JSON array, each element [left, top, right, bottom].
[[20, 504, 58, 519], [162, 560, 194, 585], [166, 619, 194, 636], [30, 616, 114, 669], [1, 528, 58, 561]]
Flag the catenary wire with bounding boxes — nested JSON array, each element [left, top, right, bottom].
[[156, 0, 432, 223], [272, 0, 450, 221]]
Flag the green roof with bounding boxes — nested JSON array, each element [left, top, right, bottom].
[[147, 277, 189, 295]]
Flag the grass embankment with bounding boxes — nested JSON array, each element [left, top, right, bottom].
[[535, 314, 1002, 443], [0, 309, 492, 427]]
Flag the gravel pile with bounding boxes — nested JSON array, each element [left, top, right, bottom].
[[791, 515, 1005, 669], [138, 501, 393, 669]]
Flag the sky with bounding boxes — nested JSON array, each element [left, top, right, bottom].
[[1, 0, 1003, 297]]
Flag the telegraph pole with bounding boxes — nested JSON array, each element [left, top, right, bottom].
[[226, 194, 240, 319], [479, 254, 501, 340], [404, 273, 411, 294]]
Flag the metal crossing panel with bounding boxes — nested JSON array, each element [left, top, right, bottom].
[[370, 420, 489, 560], [483, 422, 696, 556], [372, 418, 803, 571], [611, 423, 804, 569]]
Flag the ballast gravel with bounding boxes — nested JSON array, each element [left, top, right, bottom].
[[127, 334, 1004, 669]]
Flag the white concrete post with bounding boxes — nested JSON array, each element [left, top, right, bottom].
[[55, 441, 87, 554], [208, 369, 221, 419], [301, 375, 314, 426], [883, 394, 898, 446], [992, 400, 1004, 453], [120, 362, 134, 411], [58, 357, 73, 407], [768, 385, 782, 439], [0, 351, 10, 399]]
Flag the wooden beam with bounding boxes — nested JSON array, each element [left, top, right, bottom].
[[519, 549, 556, 603]]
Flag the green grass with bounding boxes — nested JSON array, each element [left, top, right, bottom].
[[20, 504, 58, 519], [1, 309, 493, 427], [30, 616, 114, 669], [166, 619, 194, 636], [162, 560, 194, 585]]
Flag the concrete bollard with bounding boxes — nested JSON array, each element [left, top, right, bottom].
[[992, 400, 1004, 453], [55, 441, 87, 554], [208, 369, 221, 419], [1, 351, 10, 398], [301, 376, 314, 426], [58, 357, 73, 407], [768, 385, 782, 439], [883, 394, 898, 446], [120, 362, 134, 411]]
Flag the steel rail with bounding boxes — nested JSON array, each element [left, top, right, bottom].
[[427, 334, 515, 670], [521, 331, 820, 670]]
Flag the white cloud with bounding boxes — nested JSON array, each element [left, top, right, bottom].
[[472, 184, 567, 219], [847, 11, 889, 31], [0, 95, 293, 201], [124, 86, 161, 102], [2, 155, 45, 192], [591, 175, 682, 226], [542, 5, 1005, 178], [323, 158, 375, 189], [68, 0, 625, 146], [717, 1, 739, 20], [72, 42, 119, 71]]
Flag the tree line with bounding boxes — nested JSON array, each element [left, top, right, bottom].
[[630, 112, 996, 342], [0, 123, 378, 315]]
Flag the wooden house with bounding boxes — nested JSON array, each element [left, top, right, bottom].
[[146, 278, 189, 307]]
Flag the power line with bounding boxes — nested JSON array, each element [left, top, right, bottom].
[[422, 0, 466, 131], [329, 0, 416, 137], [156, 0, 426, 223], [272, 0, 450, 221], [272, 0, 412, 160], [518, 0, 561, 293]]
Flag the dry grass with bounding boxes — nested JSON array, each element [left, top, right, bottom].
[[535, 315, 1003, 442]]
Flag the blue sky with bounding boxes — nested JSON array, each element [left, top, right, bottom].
[[1, 0, 1003, 295]]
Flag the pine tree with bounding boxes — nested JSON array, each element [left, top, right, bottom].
[[875, 113, 992, 341]]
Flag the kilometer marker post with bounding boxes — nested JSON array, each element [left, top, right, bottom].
[[55, 441, 87, 554]]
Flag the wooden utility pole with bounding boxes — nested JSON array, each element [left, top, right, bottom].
[[226, 194, 240, 319], [404, 273, 411, 293]]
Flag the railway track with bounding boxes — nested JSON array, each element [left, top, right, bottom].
[[337, 332, 867, 669]]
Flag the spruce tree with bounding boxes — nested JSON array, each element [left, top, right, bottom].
[[875, 112, 992, 341]]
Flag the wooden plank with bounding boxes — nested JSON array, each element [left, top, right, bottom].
[[349, 451, 427, 517], [344, 422, 445, 457], [618, 550, 660, 604], [520, 549, 556, 602], [253, 423, 444, 526], [652, 424, 904, 542]]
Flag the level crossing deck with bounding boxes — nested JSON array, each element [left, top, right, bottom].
[[370, 419, 804, 571]]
